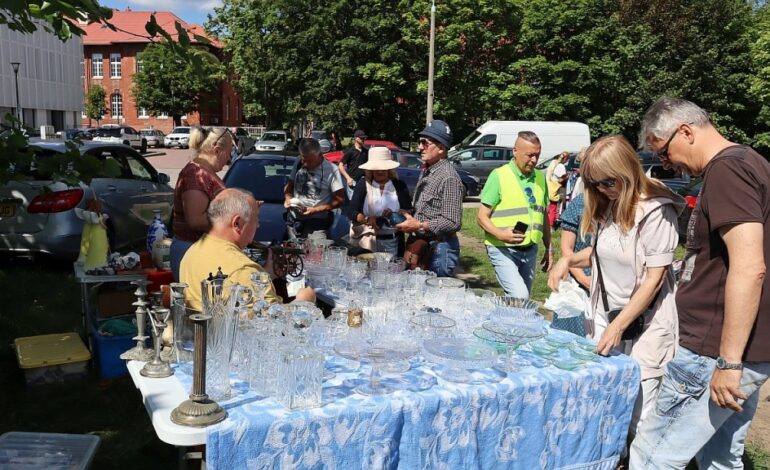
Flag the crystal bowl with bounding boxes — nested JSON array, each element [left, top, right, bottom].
[[422, 337, 499, 381]]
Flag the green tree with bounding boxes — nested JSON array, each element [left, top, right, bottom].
[[132, 43, 222, 127], [84, 85, 106, 126]]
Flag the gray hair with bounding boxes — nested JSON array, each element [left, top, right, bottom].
[[517, 131, 541, 145], [298, 137, 321, 155], [638, 97, 711, 148], [207, 188, 256, 226]]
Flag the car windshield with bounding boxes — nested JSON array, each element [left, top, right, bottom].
[[140, 130, 155, 136], [171, 128, 189, 134], [460, 130, 481, 147], [224, 158, 295, 203], [261, 132, 285, 141], [96, 128, 121, 137]]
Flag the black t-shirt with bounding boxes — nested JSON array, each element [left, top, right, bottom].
[[341, 146, 368, 181], [677, 145, 770, 361]]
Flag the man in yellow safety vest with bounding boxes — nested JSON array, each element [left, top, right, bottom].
[[477, 131, 553, 297]]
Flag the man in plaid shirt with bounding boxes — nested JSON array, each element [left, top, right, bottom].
[[396, 119, 464, 276]]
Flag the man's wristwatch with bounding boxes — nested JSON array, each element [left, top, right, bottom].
[[716, 356, 743, 370]]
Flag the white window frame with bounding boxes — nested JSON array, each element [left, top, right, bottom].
[[110, 53, 121, 78], [111, 93, 123, 118], [138, 107, 148, 119], [158, 111, 169, 119], [91, 53, 103, 78]]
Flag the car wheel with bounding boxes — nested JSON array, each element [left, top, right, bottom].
[[140, 139, 147, 154], [122, 140, 130, 147]]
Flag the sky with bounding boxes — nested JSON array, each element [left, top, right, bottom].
[[97, 0, 222, 26]]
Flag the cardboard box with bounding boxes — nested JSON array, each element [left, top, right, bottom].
[[95, 286, 136, 318]]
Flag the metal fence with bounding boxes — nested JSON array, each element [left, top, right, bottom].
[[241, 126, 266, 138]]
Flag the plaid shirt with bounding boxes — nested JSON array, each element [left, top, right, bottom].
[[412, 158, 465, 237]]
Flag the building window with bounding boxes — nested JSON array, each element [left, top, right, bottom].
[[110, 53, 121, 78], [111, 93, 123, 118], [92, 53, 103, 78], [158, 111, 168, 119], [138, 107, 148, 118], [136, 53, 144, 73]]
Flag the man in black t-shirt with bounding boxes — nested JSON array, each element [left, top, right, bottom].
[[630, 97, 770, 468], [338, 129, 368, 196]]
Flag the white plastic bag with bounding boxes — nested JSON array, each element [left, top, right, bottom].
[[544, 278, 590, 320]]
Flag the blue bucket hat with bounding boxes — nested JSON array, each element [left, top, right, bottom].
[[418, 120, 452, 149]]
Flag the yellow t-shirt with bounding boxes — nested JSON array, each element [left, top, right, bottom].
[[180, 234, 281, 311]]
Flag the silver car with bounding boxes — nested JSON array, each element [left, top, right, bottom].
[[0, 141, 173, 260], [140, 129, 165, 148], [255, 130, 292, 151]]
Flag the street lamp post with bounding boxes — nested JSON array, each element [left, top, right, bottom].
[[10, 62, 22, 127], [426, 0, 436, 124]]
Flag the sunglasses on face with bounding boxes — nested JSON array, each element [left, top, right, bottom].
[[418, 138, 436, 148], [587, 178, 617, 189], [656, 128, 678, 162]]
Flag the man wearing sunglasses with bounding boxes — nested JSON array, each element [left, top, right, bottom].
[[395, 119, 464, 276], [630, 97, 770, 469], [476, 131, 553, 298]]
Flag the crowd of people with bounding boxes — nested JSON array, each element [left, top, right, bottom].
[[167, 96, 768, 468]]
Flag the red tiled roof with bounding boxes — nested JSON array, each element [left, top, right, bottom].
[[80, 9, 220, 48]]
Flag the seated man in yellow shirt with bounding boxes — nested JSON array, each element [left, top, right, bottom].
[[180, 187, 315, 311]]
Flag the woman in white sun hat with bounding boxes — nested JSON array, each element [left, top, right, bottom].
[[344, 147, 412, 256]]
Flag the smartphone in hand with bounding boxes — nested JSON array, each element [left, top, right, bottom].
[[512, 221, 529, 234]]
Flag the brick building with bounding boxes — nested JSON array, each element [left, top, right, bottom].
[[80, 9, 241, 132]]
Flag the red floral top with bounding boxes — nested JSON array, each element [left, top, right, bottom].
[[172, 160, 225, 242]]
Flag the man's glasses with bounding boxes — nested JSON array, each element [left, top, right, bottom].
[[524, 187, 536, 205], [587, 178, 616, 189], [656, 128, 679, 162], [418, 138, 436, 148]]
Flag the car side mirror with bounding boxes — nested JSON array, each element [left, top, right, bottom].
[[319, 139, 332, 153], [157, 173, 170, 185]]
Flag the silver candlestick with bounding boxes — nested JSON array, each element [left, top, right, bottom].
[[140, 307, 174, 378], [171, 310, 226, 427], [120, 279, 153, 361]]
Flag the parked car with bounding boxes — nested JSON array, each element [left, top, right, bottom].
[[395, 153, 481, 199], [676, 176, 701, 239], [255, 130, 293, 151], [92, 125, 147, 153], [448, 145, 513, 186], [231, 127, 256, 155], [140, 129, 165, 148], [57, 128, 95, 141], [638, 151, 691, 192], [324, 139, 403, 163], [164, 126, 191, 148], [0, 141, 173, 260], [222, 152, 350, 242]]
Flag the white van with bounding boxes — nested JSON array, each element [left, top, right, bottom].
[[455, 120, 590, 165]]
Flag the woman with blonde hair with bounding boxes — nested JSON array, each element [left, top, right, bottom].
[[170, 126, 234, 280], [344, 147, 411, 256], [548, 135, 684, 437]]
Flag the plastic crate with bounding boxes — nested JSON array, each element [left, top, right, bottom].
[[0, 432, 100, 470], [14, 333, 90, 386], [89, 319, 138, 379]]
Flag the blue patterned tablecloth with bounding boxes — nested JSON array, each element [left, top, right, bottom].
[[175, 344, 639, 470]]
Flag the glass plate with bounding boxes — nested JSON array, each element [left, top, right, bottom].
[[569, 347, 599, 362], [529, 340, 559, 356], [472, 328, 509, 354], [551, 355, 585, 371], [423, 337, 498, 371], [544, 330, 576, 347], [482, 321, 547, 342], [572, 337, 598, 352]]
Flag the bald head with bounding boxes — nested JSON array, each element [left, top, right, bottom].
[[207, 188, 261, 248]]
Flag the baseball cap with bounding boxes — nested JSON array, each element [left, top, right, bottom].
[[418, 120, 452, 149], [353, 129, 367, 139]]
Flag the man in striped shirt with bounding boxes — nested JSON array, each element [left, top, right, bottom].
[[396, 120, 464, 276]]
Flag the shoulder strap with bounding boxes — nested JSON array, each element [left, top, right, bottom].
[[594, 225, 610, 312]]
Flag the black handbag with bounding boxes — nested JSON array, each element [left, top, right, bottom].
[[594, 225, 659, 341]]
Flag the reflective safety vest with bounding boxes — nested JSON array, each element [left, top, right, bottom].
[[484, 164, 546, 247]]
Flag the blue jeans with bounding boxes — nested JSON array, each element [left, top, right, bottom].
[[630, 346, 770, 469], [429, 235, 460, 277], [170, 237, 194, 282], [486, 244, 538, 298]]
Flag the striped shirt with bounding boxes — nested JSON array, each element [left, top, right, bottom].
[[412, 158, 465, 237]]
